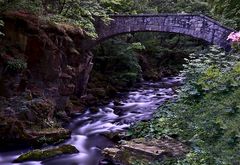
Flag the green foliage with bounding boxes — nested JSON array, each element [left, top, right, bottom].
[[0, 0, 115, 38], [208, 0, 240, 29], [101, 0, 157, 14], [0, 19, 3, 36], [127, 0, 157, 14], [91, 30, 207, 91], [92, 0, 210, 85], [150, 0, 210, 14], [100, 0, 136, 14], [92, 30, 206, 90], [101, 0, 210, 14], [180, 46, 239, 98], [6, 58, 27, 72], [135, 32, 206, 56], [54, 0, 112, 38], [130, 46, 240, 164], [131, 42, 146, 51], [92, 38, 142, 87], [0, 0, 42, 14], [0, 19, 3, 26], [134, 32, 207, 79], [208, 0, 240, 19]]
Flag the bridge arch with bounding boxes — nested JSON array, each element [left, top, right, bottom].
[[82, 14, 235, 50]]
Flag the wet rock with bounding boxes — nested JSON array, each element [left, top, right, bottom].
[[70, 95, 81, 106], [103, 132, 121, 143], [0, 116, 34, 144], [59, 83, 76, 96], [13, 144, 79, 163], [103, 148, 121, 158], [55, 96, 69, 111], [68, 96, 85, 114], [0, 96, 7, 105], [17, 108, 37, 122], [55, 110, 70, 123], [0, 93, 72, 148], [113, 107, 125, 116], [102, 136, 189, 165], [113, 101, 124, 106], [0, 117, 71, 147], [106, 86, 118, 97], [26, 98, 55, 122], [3, 107, 16, 117], [65, 97, 74, 113], [0, 78, 13, 97], [0, 126, 71, 149], [30, 128, 71, 146], [59, 72, 72, 80], [89, 106, 100, 113], [69, 48, 80, 56], [80, 94, 99, 106], [22, 90, 33, 100], [103, 132, 130, 143], [65, 65, 76, 77]]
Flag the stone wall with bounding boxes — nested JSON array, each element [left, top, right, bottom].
[[83, 14, 235, 50]]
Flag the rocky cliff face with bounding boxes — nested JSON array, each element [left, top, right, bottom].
[[0, 11, 93, 147], [3, 11, 93, 97]]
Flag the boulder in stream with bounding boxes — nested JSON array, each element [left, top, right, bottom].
[[103, 136, 189, 165], [13, 144, 79, 163], [30, 128, 71, 147]]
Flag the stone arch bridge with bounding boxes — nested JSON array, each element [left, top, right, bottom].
[[82, 14, 235, 50]]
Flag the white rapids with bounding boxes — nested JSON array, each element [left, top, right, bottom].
[[0, 76, 183, 165]]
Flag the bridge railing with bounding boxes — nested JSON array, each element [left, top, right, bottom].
[[108, 13, 236, 32]]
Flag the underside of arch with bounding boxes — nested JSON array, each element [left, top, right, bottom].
[[82, 14, 235, 51]]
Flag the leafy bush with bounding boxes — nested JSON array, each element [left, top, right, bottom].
[[0, 0, 114, 38], [150, 0, 210, 14], [208, 0, 240, 28], [131, 42, 146, 51], [91, 38, 142, 88], [130, 46, 240, 164], [0, 0, 42, 14]]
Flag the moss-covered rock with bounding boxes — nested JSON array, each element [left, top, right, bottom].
[[13, 144, 79, 163]]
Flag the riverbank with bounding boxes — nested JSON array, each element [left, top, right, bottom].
[[0, 76, 184, 165], [0, 11, 94, 149], [128, 47, 240, 164]]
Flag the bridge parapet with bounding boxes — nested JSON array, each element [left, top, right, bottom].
[[82, 14, 236, 50]]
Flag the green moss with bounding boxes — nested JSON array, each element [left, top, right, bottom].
[[13, 145, 79, 163]]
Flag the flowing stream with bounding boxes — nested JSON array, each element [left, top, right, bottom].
[[0, 76, 183, 165]]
